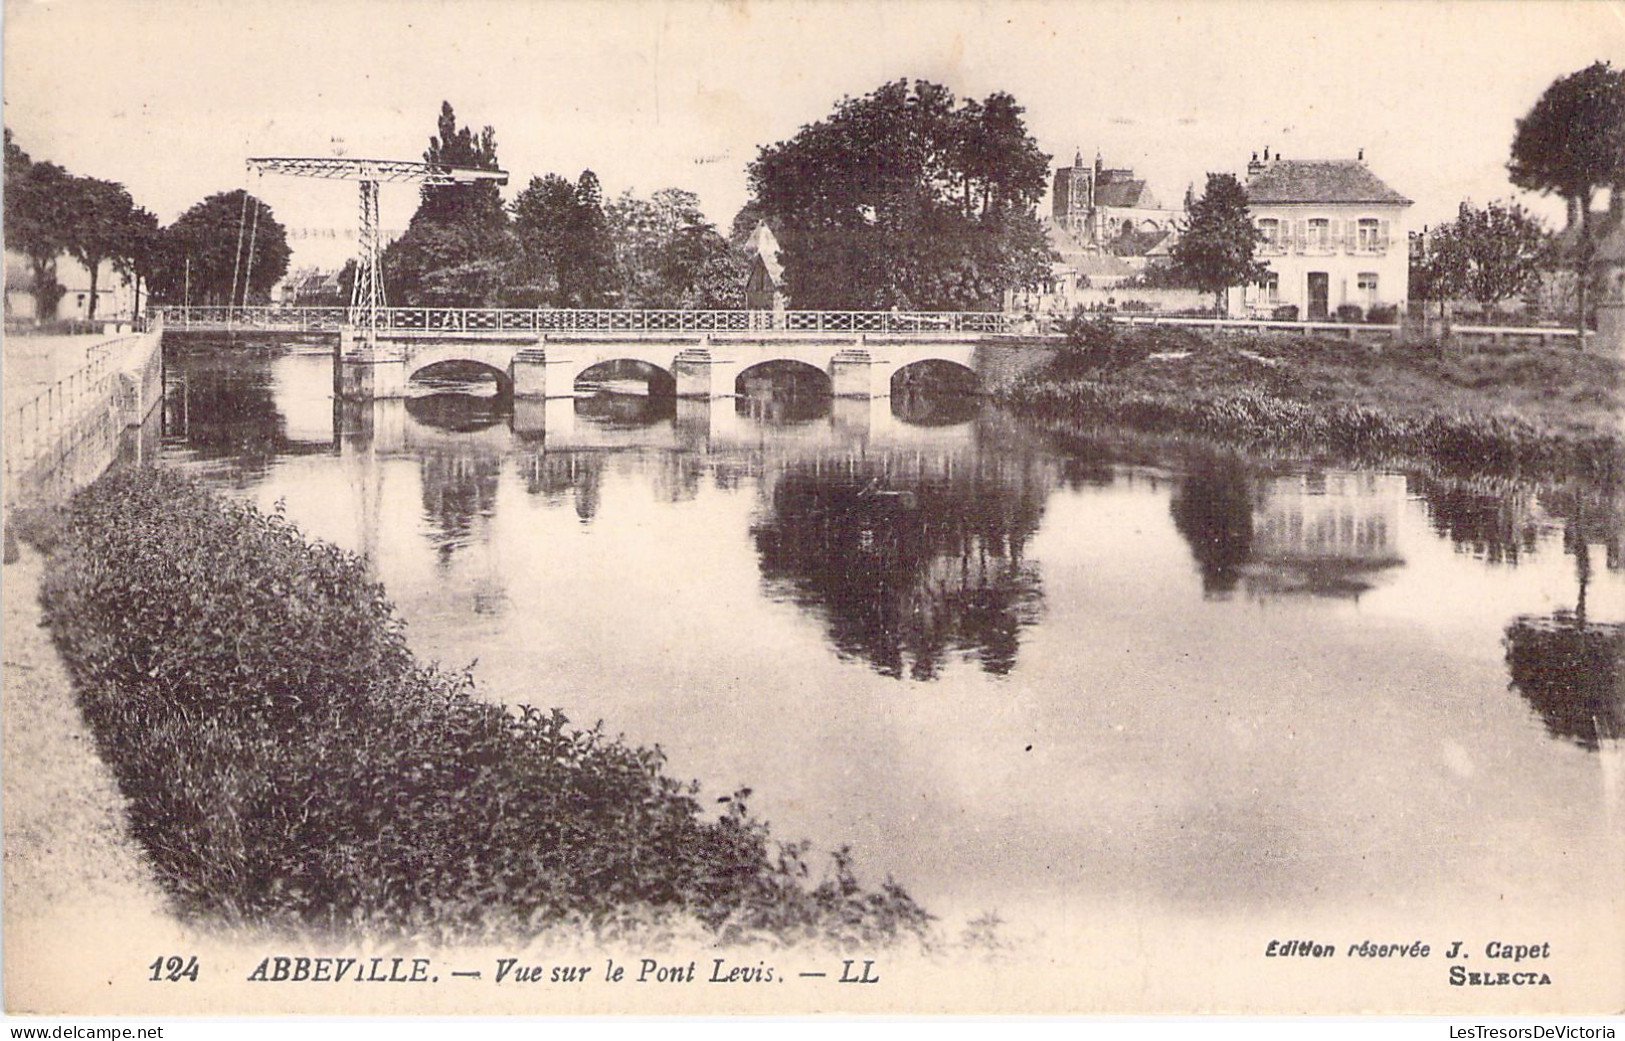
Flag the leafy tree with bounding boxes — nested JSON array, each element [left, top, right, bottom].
[[4, 130, 73, 318], [60, 176, 138, 320], [1409, 225, 1464, 325], [1170, 173, 1267, 311], [508, 173, 576, 304], [384, 101, 514, 306], [509, 169, 616, 307], [419, 100, 506, 227], [1508, 61, 1625, 338], [747, 79, 1053, 310], [118, 206, 162, 318], [606, 187, 736, 307], [563, 171, 617, 306], [682, 235, 750, 309], [149, 190, 290, 305], [1441, 200, 1550, 318]]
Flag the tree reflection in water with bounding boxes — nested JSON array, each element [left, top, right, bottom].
[[163, 344, 297, 483], [575, 393, 676, 429], [1504, 612, 1624, 751], [1413, 476, 1542, 565], [751, 450, 1049, 680], [1502, 500, 1624, 751], [406, 393, 505, 558], [1168, 453, 1255, 597]]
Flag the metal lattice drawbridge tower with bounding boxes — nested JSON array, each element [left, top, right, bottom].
[[245, 156, 508, 348]]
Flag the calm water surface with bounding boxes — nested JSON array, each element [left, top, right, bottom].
[[160, 339, 1624, 931]]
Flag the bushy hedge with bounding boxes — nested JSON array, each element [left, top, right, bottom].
[[40, 468, 931, 945]]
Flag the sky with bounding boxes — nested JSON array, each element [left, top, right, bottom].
[[4, 0, 1622, 271]]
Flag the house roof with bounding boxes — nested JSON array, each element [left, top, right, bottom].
[[1246, 160, 1412, 206], [747, 221, 784, 285], [1046, 220, 1090, 260], [1070, 253, 1137, 278], [1106, 228, 1177, 258]]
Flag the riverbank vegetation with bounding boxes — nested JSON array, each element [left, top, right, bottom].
[[1004, 318, 1623, 484], [35, 468, 932, 946]]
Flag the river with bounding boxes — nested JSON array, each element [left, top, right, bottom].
[[158, 337, 1623, 941]]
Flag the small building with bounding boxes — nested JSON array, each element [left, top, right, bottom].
[[278, 266, 346, 307], [4, 248, 134, 323], [1553, 192, 1625, 306], [744, 221, 787, 312], [1235, 150, 1412, 320]]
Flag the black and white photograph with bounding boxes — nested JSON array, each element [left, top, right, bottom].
[[2, 0, 1622, 1023]]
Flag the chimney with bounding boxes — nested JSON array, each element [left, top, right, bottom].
[[1247, 150, 1265, 178], [1357, 148, 1365, 163]]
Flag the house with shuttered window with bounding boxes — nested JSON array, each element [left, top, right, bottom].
[[1236, 151, 1412, 320]]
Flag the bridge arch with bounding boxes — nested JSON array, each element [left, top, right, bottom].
[[891, 357, 980, 394], [573, 358, 677, 396], [408, 358, 513, 396], [735, 358, 834, 396]]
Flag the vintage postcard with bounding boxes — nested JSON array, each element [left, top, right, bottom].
[[3, 0, 1622, 1020]]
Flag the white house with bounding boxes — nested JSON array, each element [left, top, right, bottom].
[[4, 248, 135, 323], [1236, 151, 1412, 320]]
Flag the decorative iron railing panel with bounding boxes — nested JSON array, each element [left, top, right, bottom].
[[150, 306, 1024, 337]]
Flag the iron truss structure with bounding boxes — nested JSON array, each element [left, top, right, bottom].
[[244, 157, 509, 345]]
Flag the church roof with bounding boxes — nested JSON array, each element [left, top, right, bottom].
[[1094, 179, 1156, 209], [1246, 160, 1411, 206]]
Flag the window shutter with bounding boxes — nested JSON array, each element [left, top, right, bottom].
[[1296, 219, 1307, 249], [1379, 220, 1391, 251], [1329, 219, 1341, 249]]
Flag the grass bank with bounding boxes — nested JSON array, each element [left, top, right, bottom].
[[35, 468, 931, 947], [1002, 322, 1624, 484]]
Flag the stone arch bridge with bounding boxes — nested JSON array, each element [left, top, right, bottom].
[[343, 330, 1044, 401], [151, 307, 1052, 400]]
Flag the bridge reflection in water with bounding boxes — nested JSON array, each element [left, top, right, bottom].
[[330, 386, 1053, 679]]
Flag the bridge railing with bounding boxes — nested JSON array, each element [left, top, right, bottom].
[[150, 305, 1023, 336]]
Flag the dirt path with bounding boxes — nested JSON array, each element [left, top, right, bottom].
[[2, 545, 184, 1011]]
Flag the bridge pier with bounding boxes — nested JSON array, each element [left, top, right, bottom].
[[674, 396, 745, 448], [673, 340, 741, 398], [336, 327, 407, 400], [512, 396, 580, 442], [830, 341, 894, 398], [511, 337, 579, 399]]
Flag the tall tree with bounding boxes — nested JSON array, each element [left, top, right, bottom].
[[605, 187, 735, 307], [1170, 173, 1267, 312], [747, 79, 1053, 310], [4, 130, 73, 319], [508, 169, 616, 307], [149, 190, 290, 305], [60, 176, 136, 320], [384, 101, 513, 306], [1441, 200, 1549, 319], [116, 206, 162, 319], [1508, 61, 1625, 340]]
